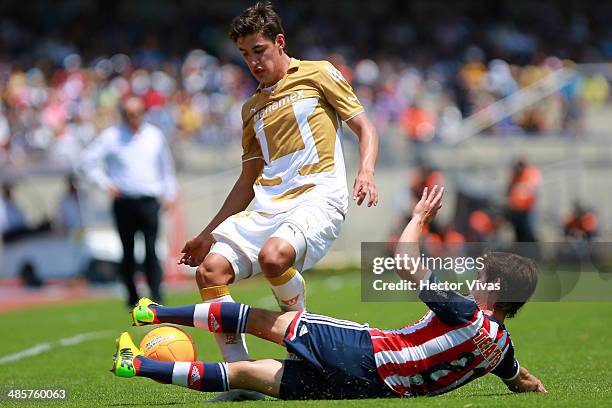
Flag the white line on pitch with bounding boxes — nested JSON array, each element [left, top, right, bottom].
[[0, 330, 114, 365]]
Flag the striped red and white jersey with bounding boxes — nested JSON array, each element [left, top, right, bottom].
[[368, 273, 520, 397]]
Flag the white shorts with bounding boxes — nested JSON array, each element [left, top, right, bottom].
[[210, 201, 344, 282]]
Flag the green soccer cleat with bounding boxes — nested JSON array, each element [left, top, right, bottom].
[[131, 297, 160, 326], [111, 332, 142, 378]]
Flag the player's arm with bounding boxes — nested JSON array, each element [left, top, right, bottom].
[[394, 185, 444, 285], [396, 186, 479, 325], [491, 344, 546, 393], [346, 114, 379, 207], [503, 366, 547, 393], [179, 158, 264, 266], [317, 61, 378, 207]]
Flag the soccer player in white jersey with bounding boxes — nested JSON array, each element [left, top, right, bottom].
[[113, 186, 546, 399], [177, 2, 378, 399]]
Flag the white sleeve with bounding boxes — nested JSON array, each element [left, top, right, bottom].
[[80, 129, 113, 190]]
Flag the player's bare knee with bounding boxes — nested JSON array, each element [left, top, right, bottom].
[[258, 248, 292, 278], [258, 252, 284, 277], [195, 257, 233, 287]]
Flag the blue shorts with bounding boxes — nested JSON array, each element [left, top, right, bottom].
[[279, 311, 397, 400]]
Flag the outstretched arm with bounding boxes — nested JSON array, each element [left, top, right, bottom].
[[504, 366, 547, 393], [179, 158, 264, 266], [346, 113, 379, 207], [395, 185, 444, 284]]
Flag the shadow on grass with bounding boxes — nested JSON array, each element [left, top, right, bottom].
[[106, 403, 188, 406]]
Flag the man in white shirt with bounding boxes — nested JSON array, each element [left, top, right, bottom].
[[81, 96, 176, 306]]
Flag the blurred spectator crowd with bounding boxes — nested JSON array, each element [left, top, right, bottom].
[[1, 0, 612, 169], [386, 159, 600, 251], [0, 49, 255, 169]]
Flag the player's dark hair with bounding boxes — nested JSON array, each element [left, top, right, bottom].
[[481, 252, 538, 318], [229, 1, 285, 45]]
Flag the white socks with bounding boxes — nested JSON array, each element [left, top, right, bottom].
[[267, 267, 306, 312], [199, 286, 249, 362]]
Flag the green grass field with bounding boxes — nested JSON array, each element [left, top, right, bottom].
[[1, 271, 611, 407]]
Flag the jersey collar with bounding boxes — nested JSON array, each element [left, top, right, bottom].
[[287, 57, 301, 72], [256, 57, 301, 93]]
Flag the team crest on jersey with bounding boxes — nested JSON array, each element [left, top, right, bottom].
[[327, 66, 347, 83]]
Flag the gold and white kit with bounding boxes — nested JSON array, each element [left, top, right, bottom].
[[211, 58, 364, 280]]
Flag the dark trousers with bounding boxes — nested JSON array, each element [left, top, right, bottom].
[[509, 210, 537, 242], [112, 197, 163, 306]]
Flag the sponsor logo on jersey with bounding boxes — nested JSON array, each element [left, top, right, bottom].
[[299, 325, 309, 337], [254, 91, 305, 121]]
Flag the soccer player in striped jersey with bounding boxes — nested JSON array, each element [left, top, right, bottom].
[[112, 186, 546, 399]]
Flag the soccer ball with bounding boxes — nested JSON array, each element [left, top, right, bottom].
[[139, 326, 197, 362]]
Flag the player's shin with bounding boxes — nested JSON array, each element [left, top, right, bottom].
[[267, 267, 306, 312], [135, 356, 230, 392], [148, 304, 196, 326], [200, 285, 250, 362], [142, 300, 250, 333]]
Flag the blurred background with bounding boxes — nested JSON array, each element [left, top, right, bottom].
[[1, 0, 612, 305]]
